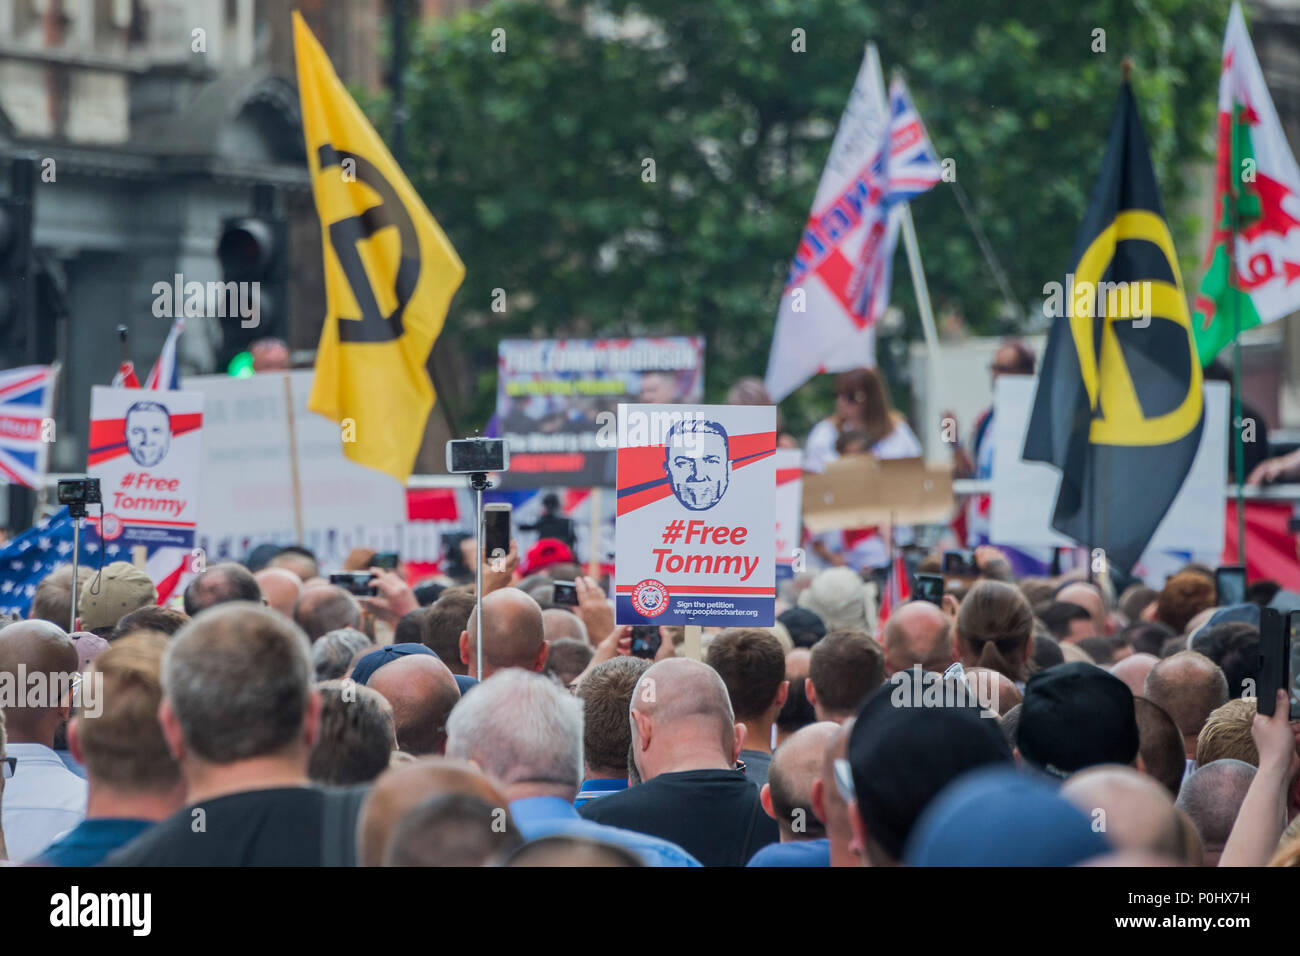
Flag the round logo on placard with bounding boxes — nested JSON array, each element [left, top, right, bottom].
[[97, 513, 124, 541], [631, 579, 670, 617]]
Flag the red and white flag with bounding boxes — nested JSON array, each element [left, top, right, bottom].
[[111, 361, 140, 389], [877, 547, 911, 626]]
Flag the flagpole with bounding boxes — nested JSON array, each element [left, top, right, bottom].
[[1229, 108, 1247, 564], [889, 509, 898, 609], [282, 373, 306, 544], [900, 206, 943, 443], [116, 325, 129, 375]]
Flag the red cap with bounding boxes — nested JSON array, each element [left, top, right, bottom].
[[520, 538, 576, 576]]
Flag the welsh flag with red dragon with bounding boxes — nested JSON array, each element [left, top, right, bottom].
[[1193, 2, 1300, 364]]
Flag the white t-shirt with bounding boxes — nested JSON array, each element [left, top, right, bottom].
[[803, 418, 923, 473], [803, 419, 923, 569]]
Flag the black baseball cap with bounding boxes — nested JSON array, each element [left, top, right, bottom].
[[351, 642, 439, 685], [1016, 661, 1138, 778], [847, 672, 1013, 861], [779, 607, 827, 648]]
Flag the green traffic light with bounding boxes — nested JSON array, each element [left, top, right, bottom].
[[226, 351, 255, 377]]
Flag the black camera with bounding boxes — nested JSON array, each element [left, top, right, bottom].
[[57, 477, 102, 518], [942, 549, 977, 577], [329, 572, 378, 597]]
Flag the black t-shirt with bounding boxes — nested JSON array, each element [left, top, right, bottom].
[[577, 769, 778, 867], [102, 786, 366, 867]]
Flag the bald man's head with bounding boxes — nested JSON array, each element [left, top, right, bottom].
[[1110, 652, 1159, 699], [366, 655, 461, 756], [630, 658, 738, 780], [882, 601, 953, 675], [255, 567, 303, 619], [1062, 764, 1184, 860], [1144, 651, 1229, 756], [1057, 583, 1107, 638], [812, 718, 855, 867], [357, 757, 507, 867], [183, 562, 262, 617], [764, 721, 839, 838], [461, 588, 547, 678], [1176, 759, 1256, 866], [294, 586, 362, 642], [542, 608, 588, 646], [0, 619, 78, 743], [632, 658, 734, 726], [785, 647, 811, 680]]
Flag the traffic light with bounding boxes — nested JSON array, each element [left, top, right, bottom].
[[215, 183, 288, 369], [0, 158, 35, 365]]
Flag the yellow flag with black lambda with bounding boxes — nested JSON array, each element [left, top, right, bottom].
[[294, 11, 464, 482], [1023, 83, 1203, 574]]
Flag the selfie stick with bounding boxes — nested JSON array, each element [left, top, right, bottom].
[[70, 516, 80, 634], [470, 470, 491, 679]]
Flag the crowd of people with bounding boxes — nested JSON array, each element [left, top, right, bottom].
[[4, 349, 1300, 868], [0, 516, 1297, 868]]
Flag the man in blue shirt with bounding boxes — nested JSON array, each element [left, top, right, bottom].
[[446, 668, 700, 867], [574, 776, 626, 810], [746, 721, 838, 867], [36, 633, 185, 866]]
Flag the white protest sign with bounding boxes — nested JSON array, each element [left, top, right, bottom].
[[774, 448, 803, 581], [183, 371, 405, 567], [990, 377, 1227, 554], [615, 403, 776, 626], [88, 386, 203, 549]]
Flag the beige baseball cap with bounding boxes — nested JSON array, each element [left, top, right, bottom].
[[77, 561, 159, 632]]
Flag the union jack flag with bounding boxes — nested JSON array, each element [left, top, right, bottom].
[[144, 319, 184, 390], [0, 364, 56, 489], [847, 78, 944, 325]]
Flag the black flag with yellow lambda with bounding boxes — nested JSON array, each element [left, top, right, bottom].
[[295, 11, 465, 483], [1023, 83, 1203, 573]]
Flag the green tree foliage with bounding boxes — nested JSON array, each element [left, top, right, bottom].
[[396, 0, 1227, 431]]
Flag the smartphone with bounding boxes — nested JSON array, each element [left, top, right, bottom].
[[446, 437, 508, 474], [483, 504, 512, 566], [1215, 565, 1246, 606], [630, 625, 662, 659], [1290, 612, 1300, 721], [1255, 608, 1300, 718], [914, 573, 944, 606], [552, 580, 579, 607], [372, 551, 399, 571], [942, 549, 976, 576], [329, 571, 377, 597]]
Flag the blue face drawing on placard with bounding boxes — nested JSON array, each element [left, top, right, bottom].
[[663, 420, 731, 512], [124, 401, 172, 467]]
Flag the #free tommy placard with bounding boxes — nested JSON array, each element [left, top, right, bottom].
[[615, 403, 776, 626]]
